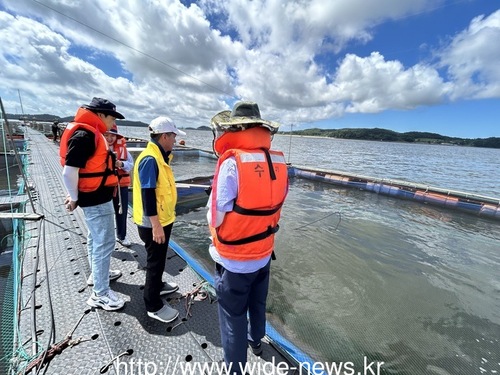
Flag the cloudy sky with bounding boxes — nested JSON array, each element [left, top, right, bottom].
[[1, 0, 499, 138]]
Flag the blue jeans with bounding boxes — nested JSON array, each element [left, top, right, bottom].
[[82, 201, 115, 295], [215, 260, 271, 374]]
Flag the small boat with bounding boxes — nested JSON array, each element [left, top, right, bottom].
[[175, 175, 212, 213], [127, 175, 211, 215]]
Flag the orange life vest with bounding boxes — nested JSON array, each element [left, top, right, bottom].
[[113, 138, 131, 187], [209, 127, 288, 261], [59, 108, 118, 192]]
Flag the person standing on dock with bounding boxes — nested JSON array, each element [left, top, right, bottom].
[[207, 102, 289, 374], [60, 97, 126, 311], [132, 116, 185, 323], [51, 119, 60, 143], [104, 124, 134, 247]]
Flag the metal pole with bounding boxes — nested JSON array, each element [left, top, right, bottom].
[[17, 89, 25, 115], [287, 123, 294, 164], [117, 184, 123, 215], [0, 97, 37, 213]]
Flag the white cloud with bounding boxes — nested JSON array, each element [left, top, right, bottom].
[[439, 9, 500, 100], [0, 0, 235, 126], [0, 0, 497, 130], [335, 52, 448, 113]]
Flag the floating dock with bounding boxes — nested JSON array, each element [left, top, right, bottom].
[[6, 128, 304, 375], [289, 165, 500, 220]]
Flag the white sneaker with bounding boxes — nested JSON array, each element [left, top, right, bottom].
[[86, 290, 125, 311], [87, 270, 122, 286], [117, 238, 132, 247]]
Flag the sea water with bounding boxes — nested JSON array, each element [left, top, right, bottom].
[[120, 127, 500, 374], [120, 127, 500, 198]]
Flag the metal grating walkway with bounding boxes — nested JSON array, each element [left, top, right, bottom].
[[16, 128, 296, 375]]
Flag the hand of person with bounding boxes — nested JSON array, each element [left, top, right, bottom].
[[152, 222, 165, 244], [64, 195, 77, 212]]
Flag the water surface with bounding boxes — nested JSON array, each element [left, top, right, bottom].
[[120, 128, 500, 197], [120, 128, 500, 374]]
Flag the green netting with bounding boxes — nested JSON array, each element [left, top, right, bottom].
[[0, 116, 31, 374], [0, 205, 28, 375], [1, 249, 15, 375]]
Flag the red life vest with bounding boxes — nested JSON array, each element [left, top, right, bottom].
[[59, 108, 118, 192], [209, 127, 288, 261], [113, 138, 131, 187]]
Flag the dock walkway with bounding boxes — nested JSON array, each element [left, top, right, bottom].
[[16, 128, 295, 374]]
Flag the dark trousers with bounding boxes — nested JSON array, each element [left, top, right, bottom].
[[215, 260, 271, 374], [137, 224, 173, 312], [112, 186, 129, 240]]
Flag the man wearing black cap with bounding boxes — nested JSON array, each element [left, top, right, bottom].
[[60, 97, 126, 311]]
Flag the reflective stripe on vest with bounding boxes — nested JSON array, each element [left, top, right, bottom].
[[210, 148, 288, 261]]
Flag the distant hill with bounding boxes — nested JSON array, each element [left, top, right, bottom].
[[278, 127, 500, 149], [14, 113, 61, 122], [115, 120, 149, 127], [8, 113, 149, 128], [7, 113, 499, 148], [9, 113, 210, 130]]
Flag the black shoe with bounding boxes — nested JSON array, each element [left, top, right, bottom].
[[248, 341, 263, 356], [159, 281, 179, 296]]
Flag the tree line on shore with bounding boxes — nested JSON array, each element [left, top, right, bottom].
[[10, 114, 499, 149], [276, 127, 500, 149]]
